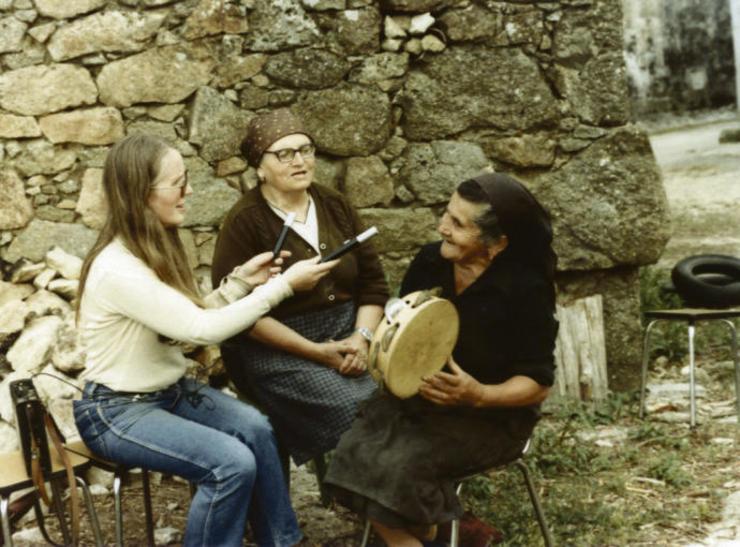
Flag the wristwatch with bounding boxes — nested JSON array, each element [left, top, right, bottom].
[[354, 327, 374, 343]]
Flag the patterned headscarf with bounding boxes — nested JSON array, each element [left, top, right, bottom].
[[240, 109, 311, 168]]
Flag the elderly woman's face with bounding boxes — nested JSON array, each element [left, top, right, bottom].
[[257, 133, 315, 194], [438, 192, 491, 264]]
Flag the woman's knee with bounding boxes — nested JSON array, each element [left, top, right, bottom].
[[233, 404, 275, 443], [210, 442, 258, 487]]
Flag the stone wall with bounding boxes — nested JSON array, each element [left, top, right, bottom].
[[0, 0, 670, 430], [623, 0, 736, 116]]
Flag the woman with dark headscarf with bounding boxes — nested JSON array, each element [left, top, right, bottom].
[[324, 173, 559, 546], [211, 109, 389, 466]]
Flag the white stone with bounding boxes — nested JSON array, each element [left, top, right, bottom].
[[45, 246, 83, 280], [0, 281, 34, 307], [25, 289, 71, 316], [33, 267, 57, 290], [381, 38, 403, 52], [46, 398, 77, 439], [85, 467, 114, 489], [9, 259, 46, 283], [409, 12, 434, 35], [34, 363, 81, 402], [0, 15, 26, 53], [421, 34, 445, 52], [384, 16, 406, 39], [39, 107, 124, 145], [154, 527, 181, 545], [34, 0, 106, 20], [47, 10, 165, 61], [0, 63, 97, 116], [7, 315, 63, 373], [51, 315, 85, 373], [12, 526, 46, 545], [0, 299, 29, 340], [75, 168, 106, 230], [0, 419, 19, 452], [14, 8, 36, 22], [27, 21, 55, 42], [88, 484, 109, 496], [0, 113, 40, 139], [47, 279, 78, 300], [0, 169, 33, 229]]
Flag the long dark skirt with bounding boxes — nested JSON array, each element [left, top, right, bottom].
[[222, 301, 377, 465], [324, 392, 537, 527]]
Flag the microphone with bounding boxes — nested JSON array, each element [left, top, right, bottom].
[[319, 226, 379, 263], [272, 212, 296, 257]]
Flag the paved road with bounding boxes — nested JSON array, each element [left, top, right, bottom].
[[648, 116, 740, 267]]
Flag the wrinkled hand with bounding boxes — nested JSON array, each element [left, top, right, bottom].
[[233, 250, 290, 287], [418, 356, 484, 407], [283, 256, 339, 292], [335, 332, 369, 376], [314, 339, 365, 376]]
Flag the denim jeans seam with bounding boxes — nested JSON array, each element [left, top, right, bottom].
[[93, 403, 214, 475]]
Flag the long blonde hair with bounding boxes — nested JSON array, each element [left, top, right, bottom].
[[76, 134, 201, 321]]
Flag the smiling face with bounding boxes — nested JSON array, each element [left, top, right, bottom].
[[438, 191, 506, 265], [257, 133, 315, 197], [147, 148, 190, 227]]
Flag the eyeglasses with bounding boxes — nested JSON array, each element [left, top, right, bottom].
[[151, 176, 188, 198], [264, 143, 316, 164]]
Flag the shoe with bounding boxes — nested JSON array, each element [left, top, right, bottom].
[[438, 512, 504, 547]]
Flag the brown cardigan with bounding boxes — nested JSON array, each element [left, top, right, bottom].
[[211, 183, 389, 320]]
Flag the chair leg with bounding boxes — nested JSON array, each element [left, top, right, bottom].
[[313, 454, 331, 507], [639, 320, 659, 419], [49, 478, 71, 545], [142, 470, 155, 547], [359, 518, 371, 547], [1, 495, 13, 547], [688, 322, 697, 428], [450, 482, 463, 547], [76, 476, 103, 547], [721, 319, 740, 425], [515, 460, 553, 547], [113, 473, 124, 547]]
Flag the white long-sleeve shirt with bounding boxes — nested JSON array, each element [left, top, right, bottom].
[[79, 239, 292, 392]]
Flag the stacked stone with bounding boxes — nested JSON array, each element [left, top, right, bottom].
[[0, 0, 669, 406], [0, 246, 87, 451]]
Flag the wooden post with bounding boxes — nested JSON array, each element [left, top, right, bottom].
[[553, 295, 609, 401]]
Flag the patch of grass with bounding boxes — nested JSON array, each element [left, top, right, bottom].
[[460, 395, 733, 546]]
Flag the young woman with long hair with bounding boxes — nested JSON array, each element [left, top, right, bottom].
[[73, 134, 336, 546]]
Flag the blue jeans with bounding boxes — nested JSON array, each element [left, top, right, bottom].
[[73, 377, 302, 547]]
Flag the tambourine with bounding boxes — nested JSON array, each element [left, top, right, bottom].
[[368, 289, 459, 398]]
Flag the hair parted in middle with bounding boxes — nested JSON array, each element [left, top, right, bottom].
[[76, 134, 201, 320]]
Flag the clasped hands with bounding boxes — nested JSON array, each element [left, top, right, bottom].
[[314, 331, 368, 377]]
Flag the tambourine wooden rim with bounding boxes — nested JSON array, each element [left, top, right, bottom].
[[369, 289, 459, 398]]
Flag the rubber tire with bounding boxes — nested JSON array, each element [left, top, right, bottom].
[[671, 254, 740, 308]]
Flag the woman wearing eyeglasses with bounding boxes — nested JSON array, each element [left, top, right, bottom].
[[211, 109, 389, 467], [73, 134, 338, 546]]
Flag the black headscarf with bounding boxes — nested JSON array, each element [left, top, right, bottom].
[[470, 173, 557, 279]]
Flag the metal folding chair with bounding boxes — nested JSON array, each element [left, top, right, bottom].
[[639, 308, 740, 427], [0, 448, 102, 546], [360, 439, 554, 547], [65, 440, 155, 547]]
